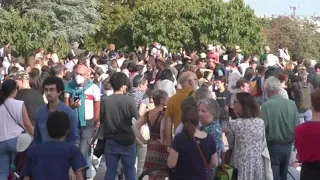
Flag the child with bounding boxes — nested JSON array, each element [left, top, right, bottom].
[[21, 111, 87, 180]]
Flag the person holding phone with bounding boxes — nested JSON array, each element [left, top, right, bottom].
[[64, 64, 101, 179]]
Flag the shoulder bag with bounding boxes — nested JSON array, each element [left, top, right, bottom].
[[3, 103, 33, 152], [194, 137, 214, 180], [214, 150, 238, 180], [3, 103, 33, 177]]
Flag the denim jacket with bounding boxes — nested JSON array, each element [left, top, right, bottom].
[[34, 102, 80, 145]]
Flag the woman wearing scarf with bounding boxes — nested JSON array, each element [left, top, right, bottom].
[[198, 98, 223, 176]]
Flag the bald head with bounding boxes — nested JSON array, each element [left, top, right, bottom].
[[76, 64, 89, 74], [75, 64, 90, 80], [178, 71, 197, 89]]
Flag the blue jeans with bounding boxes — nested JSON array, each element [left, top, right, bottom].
[[299, 110, 312, 124], [267, 142, 292, 180], [104, 140, 136, 180], [0, 137, 18, 180]]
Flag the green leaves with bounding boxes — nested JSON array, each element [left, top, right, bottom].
[[262, 17, 320, 59], [86, 0, 263, 53], [0, 8, 70, 58]]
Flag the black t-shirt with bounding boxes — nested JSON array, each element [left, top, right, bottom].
[[214, 88, 231, 120], [100, 94, 139, 146], [15, 89, 45, 125]]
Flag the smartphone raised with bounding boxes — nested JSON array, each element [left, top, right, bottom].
[[73, 96, 80, 102]]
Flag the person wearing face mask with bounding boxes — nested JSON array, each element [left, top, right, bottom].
[[64, 64, 101, 179], [164, 71, 198, 146]]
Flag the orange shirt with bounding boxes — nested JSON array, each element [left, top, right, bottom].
[[165, 88, 193, 130]]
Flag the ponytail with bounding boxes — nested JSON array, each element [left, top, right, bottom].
[[181, 105, 199, 138], [183, 121, 196, 138], [0, 91, 6, 105]]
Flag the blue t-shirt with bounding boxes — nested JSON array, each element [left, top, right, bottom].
[[172, 133, 216, 180], [21, 141, 87, 180]]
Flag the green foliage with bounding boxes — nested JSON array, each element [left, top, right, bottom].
[[85, 0, 135, 52], [262, 17, 320, 59], [23, 0, 101, 42], [0, 9, 70, 58], [85, 0, 264, 53]]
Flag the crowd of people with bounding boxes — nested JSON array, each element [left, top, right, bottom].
[[0, 40, 319, 180]]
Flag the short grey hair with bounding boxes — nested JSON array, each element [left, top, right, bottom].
[[298, 69, 308, 80], [198, 98, 221, 119], [193, 88, 212, 100], [264, 76, 281, 92]]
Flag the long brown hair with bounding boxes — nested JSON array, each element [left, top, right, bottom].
[[182, 105, 199, 138]]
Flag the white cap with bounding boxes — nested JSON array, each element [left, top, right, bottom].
[[223, 54, 228, 61], [200, 53, 207, 59], [207, 44, 214, 51], [17, 134, 33, 152]]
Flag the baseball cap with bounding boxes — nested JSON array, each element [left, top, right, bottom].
[[200, 53, 207, 59], [14, 71, 29, 80]]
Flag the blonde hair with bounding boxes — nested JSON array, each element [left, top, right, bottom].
[[34, 58, 42, 65], [284, 61, 294, 71]]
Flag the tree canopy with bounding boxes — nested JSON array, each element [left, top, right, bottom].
[[1, 0, 101, 42], [0, 8, 70, 57], [262, 17, 320, 60], [86, 0, 264, 53]]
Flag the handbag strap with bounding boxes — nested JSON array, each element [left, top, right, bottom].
[[3, 103, 23, 129], [193, 137, 210, 168]]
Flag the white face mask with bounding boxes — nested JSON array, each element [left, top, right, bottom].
[[75, 75, 85, 84]]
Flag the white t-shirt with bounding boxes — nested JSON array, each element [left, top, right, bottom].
[[151, 45, 168, 57], [266, 54, 278, 67], [227, 70, 242, 93], [238, 62, 249, 76], [117, 58, 125, 68], [65, 84, 101, 120]]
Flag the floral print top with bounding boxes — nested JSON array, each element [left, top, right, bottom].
[[200, 120, 222, 154]]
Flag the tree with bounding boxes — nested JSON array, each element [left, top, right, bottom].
[[0, 9, 70, 58], [85, 0, 135, 52], [21, 0, 101, 42], [85, 0, 264, 53], [262, 17, 320, 59]]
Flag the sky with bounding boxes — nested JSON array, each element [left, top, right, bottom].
[[243, 0, 319, 16]]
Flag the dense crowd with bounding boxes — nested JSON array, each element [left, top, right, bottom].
[[0, 41, 319, 180]]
